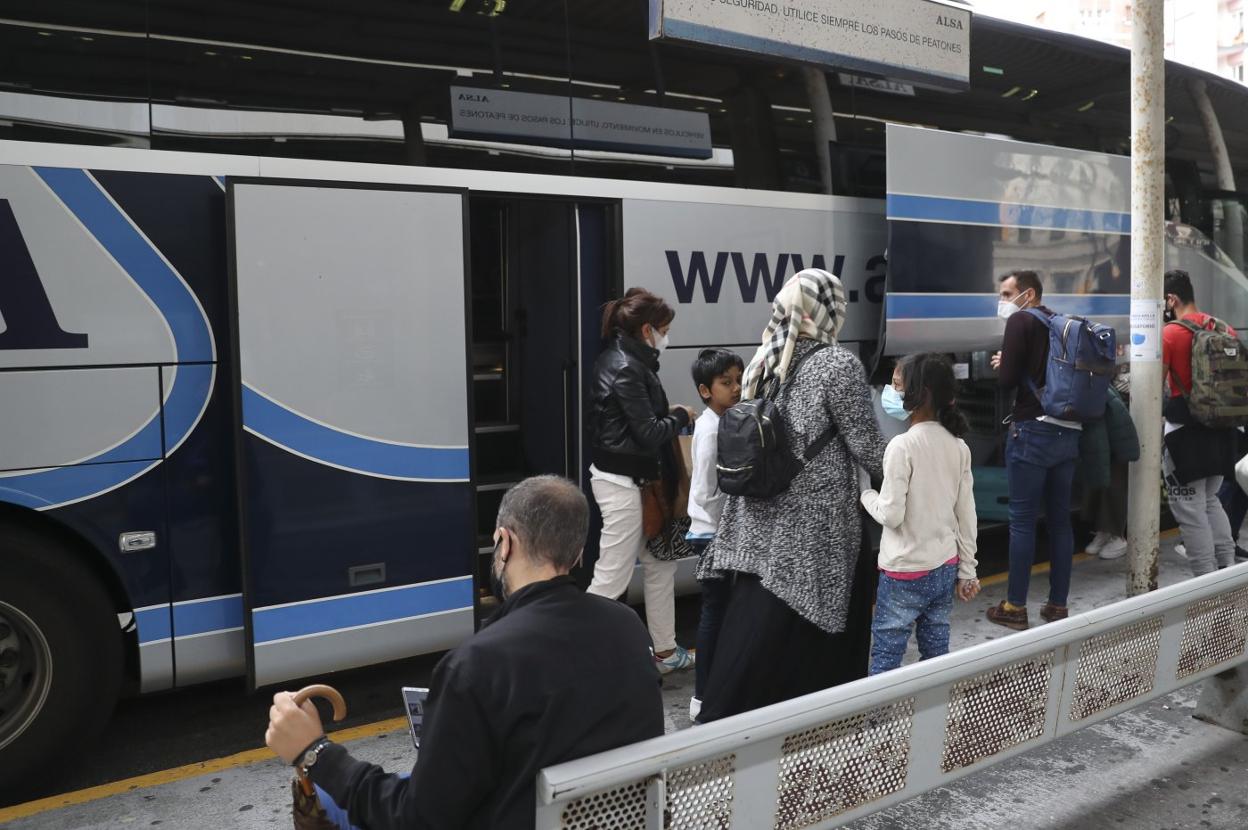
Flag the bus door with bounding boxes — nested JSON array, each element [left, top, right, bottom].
[[227, 180, 475, 689], [468, 197, 615, 593]]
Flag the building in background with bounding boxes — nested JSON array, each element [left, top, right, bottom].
[[979, 0, 1246, 84]]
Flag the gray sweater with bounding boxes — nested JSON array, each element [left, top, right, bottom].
[[700, 339, 886, 633]]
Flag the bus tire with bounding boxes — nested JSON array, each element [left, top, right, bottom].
[[0, 525, 123, 789]]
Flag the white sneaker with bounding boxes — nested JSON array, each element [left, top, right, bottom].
[[1174, 543, 1187, 559], [1085, 532, 1109, 555], [656, 645, 695, 674], [1098, 536, 1128, 560], [689, 697, 702, 722]]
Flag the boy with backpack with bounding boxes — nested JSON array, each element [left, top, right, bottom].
[[685, 348, 743, 722], [986, 270, 1116, 630], [1161, 270, 1246, 577]]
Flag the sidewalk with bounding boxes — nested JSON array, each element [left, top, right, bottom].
[[3, 537, 1244, 829]]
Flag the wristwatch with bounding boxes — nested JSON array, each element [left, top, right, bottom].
[[296, 737, 331, 776]]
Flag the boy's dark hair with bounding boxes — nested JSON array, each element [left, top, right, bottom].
[[899, 353, 969, 438], [1164, 269, 1195, 305], [1000, 269, 1044, 300], [691, 348, 745, 402]]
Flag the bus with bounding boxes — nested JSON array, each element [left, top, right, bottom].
[[2, 3, 1247, 783]]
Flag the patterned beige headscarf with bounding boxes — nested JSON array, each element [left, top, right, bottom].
[[741, 268, 848, 399]]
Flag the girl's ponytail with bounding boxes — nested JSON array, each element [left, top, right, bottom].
[[938, 402, 969, 438]]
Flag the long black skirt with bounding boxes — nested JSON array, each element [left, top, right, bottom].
[[697, 517, 876, 723]]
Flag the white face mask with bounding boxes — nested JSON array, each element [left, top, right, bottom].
[[997, 289, 1031, 321], [650, 330, 669, 354]]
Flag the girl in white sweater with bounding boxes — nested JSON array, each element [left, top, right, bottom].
[[861, 354, 980, 675]]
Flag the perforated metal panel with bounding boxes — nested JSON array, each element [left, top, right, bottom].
[[561, 780, 648, 830], [1177, 586, 1248, 679], [773, 698, 914, 830], [667, 754, 735, 830], [1069, 616, 1163, 721], [941, 652, 1053, 772]]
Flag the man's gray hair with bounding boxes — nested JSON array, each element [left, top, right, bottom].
[[496, 475, 588, 571]]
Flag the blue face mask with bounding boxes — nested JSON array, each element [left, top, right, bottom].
[[881, 385, 910, 421]]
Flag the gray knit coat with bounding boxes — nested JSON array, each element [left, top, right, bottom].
[[699, 339, 886, 633]]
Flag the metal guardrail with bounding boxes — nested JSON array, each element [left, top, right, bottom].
[[536, 564, 1248, 830]]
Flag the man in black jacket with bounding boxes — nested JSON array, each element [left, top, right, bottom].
[[265, 475, 664, 829], [986, 270, 1082, 631]]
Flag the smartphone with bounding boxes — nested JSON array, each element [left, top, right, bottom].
[[402, 687, 429, 750]]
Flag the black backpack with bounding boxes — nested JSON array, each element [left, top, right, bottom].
[[716, 345, 839, 498]]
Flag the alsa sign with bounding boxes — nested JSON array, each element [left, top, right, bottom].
[[650, 0, 971, 89]]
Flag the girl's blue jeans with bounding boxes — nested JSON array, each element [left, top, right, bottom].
[[869, 563, 958, 675]]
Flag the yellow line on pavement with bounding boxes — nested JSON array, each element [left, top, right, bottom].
[[0, 716, 408, 822], [978, 527, 1180, 588]]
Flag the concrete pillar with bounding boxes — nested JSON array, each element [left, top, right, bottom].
[[1188, 77, 1245, 271], [1194, 665, 1248, 735], [1126, 0, 1165, 597], [401, 108, 428, 166], [802, 67, 837, 195], [726, 84, 781, 190]]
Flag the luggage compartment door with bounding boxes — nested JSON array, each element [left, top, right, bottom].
[[227, 180, 474, 688]]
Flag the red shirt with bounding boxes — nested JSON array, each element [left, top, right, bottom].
[[1162, 312, 1236, 397]]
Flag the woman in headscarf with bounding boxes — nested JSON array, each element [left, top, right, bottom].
[[696, 268, 886, 722]]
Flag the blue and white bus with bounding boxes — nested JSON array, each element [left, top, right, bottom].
[[2, 4, 1247, 783]]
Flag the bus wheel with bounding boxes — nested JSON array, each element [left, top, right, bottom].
[[0, 527, 123, 789]]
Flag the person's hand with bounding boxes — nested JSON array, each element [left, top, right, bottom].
[[672, 405, 696, 422], [266, 692, 325, 765], [957, 578, 981, 601], [990, 351, 1002, 371]]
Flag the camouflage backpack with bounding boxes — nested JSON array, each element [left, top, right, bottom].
[[1168, 317, 1248, 428]]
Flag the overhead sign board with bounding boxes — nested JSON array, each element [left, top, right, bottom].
[[649, 0, 971, 89], [448, 86, 713, 159], [838, 73, 915, 97]]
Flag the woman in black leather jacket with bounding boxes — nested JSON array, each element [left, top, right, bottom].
[[587, 287, 697, 673]]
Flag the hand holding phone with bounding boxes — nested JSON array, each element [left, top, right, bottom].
[[402, 687, 429, 751]]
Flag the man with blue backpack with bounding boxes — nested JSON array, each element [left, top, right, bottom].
[[987, 270, 1117, 630]]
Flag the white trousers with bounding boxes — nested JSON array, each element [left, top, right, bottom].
[[587, 473, 678, 653]]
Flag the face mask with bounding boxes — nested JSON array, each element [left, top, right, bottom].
[[489, 532, 509, 602], [881, 385, 910, 421], [1164, 303, 1176, 323], [997, 289, 1031, 321], [650, 330, 669, 354]]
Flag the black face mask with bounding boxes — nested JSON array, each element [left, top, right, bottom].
[[1164, 304, 1176, 323]]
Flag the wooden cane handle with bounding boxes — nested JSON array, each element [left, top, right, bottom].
[[291, 684, 347, 797], [293, 684, 348, 722]]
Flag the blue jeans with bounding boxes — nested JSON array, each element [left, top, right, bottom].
[[869, 563, 958, 675], [314, 773, 411, 830], [1006, 420, 1081, 608], [691, 540, 730, 698]]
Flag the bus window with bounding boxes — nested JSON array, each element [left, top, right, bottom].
[[141, 1, 576, 173], [0, 6, 152, 150], [566, 3, 823, 192]]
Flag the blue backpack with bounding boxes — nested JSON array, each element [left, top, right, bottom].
[[1024, 309, 1117, 422]]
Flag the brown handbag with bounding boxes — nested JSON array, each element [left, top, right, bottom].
[[640, 480, 668, 539], [640, 437, 693, 539]]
